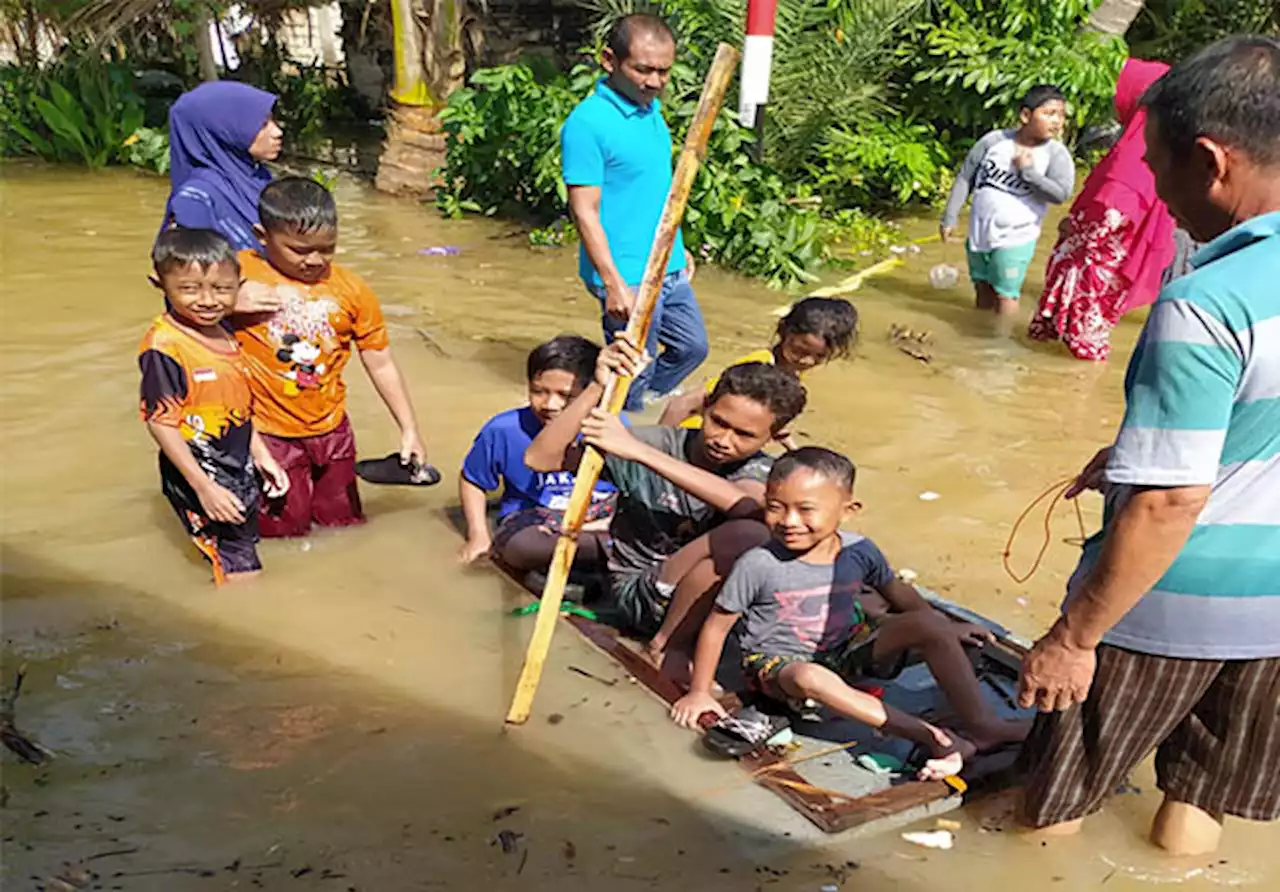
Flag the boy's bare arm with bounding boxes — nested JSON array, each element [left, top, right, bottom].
[[458, 477, 493, 563], [525, 336, 646, 473], [524, 380, 602, 473], [671, 608, 738, 727], [657, 390, 704, 427], [877, 577, 932, 613], [359, 347, 427, 465], [582, 409, 765, 516], [146, 421, 246, 524]]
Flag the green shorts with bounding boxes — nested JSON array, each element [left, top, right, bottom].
[[966, 239, 1038, 299]]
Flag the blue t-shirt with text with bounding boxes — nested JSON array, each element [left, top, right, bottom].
[[462, 407, 616, 518]]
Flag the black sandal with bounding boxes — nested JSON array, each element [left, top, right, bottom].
[[355, 453, 442, 486], [702, 707, 791, 758]]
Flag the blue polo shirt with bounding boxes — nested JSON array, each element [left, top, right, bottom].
[[560, 79, 687, 288], [1063, 211, 1280, 659]]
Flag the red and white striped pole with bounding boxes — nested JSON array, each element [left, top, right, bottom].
[[739, 0, 777, 150]]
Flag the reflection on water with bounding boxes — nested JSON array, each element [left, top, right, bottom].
[[1, 164, 1273, 889]]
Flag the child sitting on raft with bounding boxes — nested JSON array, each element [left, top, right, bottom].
[[671, 447, 1030, 778], [526, 337, 807, 666], [458, 335, 616, 573], [232, 176, 430, 537], [658, 296, 857, 449]]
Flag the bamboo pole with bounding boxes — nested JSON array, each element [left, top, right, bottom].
[[505, 43, 741, 726]]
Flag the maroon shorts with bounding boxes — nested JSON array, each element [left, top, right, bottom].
[[258, 416, 364, 538]]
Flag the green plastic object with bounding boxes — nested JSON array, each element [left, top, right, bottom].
[[509, 602, 599, 621], [856, 752, 906, 774]]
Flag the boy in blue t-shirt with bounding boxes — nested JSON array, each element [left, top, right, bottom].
[[458, 336, 616, 572]]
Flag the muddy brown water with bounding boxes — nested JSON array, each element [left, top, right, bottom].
[[1, 163, 1274, 890]]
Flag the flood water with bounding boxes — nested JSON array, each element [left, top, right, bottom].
[[1, 162, 1275, 890]]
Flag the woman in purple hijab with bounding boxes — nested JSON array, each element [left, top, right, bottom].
[[162, 81, 283, 252]]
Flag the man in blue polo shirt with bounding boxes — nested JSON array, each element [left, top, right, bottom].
[[1017, 36, 1280, 856], [561, 12, 708, 412]]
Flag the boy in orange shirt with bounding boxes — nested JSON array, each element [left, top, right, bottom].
[[234, 176, 428, 537], [140, 229, 290, 584]]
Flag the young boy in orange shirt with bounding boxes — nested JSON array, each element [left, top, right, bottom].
[[140, 229, 290, 584], [233, 176, 428, 537]]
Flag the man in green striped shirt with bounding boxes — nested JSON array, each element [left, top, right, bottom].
[[1017, 36, 1280, 856]]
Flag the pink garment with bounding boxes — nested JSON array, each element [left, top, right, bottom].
[[1074, 59, 1175, 314]]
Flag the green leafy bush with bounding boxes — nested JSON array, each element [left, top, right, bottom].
[[809, 119, 951, 208], [120, 125, 170, 174], [3, 54, 146, 168], [905, 1, 1127, 144], [1127, 0, 1279, 63], [436, 64, 586, 222]]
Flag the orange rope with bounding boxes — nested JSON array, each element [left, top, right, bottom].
[[1002, 477, 1089, 584]]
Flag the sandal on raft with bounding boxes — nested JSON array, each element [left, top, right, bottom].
[[702, 707, 791, 758], [355, 453, 442, 486]]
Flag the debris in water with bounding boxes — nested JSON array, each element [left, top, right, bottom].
[[902, 829, 953, 850], [562, 840, 577, 861], [918, 491, 941, 501], [821, 884, 840, 892], [567, 665, 617, 686], [418, 246, 460, 256], [898, 568, 919, 583], [492, 829, 523, 855], [1, 665, 55, 764], [491, 805, 521, 822], [547, 712, 564, 725], [929, 263, 960, 290], [935, 818, 962, 831]]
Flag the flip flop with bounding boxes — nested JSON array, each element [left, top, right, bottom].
[[355, 453, 442, 486], [702, 706, 791, 758]]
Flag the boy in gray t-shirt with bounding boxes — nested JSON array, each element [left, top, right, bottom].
[[940, 85, 1076, 315], [671, 448, 1030, 778]]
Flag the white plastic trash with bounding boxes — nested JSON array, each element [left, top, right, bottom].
[[929, 263, 959, 290], [902, 829, 954, 850]]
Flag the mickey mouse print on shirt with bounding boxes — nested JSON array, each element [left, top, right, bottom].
[[232, 250, 391, 439]]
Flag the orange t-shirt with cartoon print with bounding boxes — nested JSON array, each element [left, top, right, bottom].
[[233, 250, 390, 439], [138, 313, 255, 489]]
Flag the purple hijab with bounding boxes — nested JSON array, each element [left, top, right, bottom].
[[163, 82, 277, 250]]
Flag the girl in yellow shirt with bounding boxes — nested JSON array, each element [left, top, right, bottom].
[[659, 297, 858, 446]]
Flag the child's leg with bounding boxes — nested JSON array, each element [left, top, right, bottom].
[[165, 477, 263, 584], [213, 507, 263, 584], [648, 518, 771, 658], [493, 510, 609, 573], [776, 661, 973, 778], [874, 611, 1028, 747], [257, 434, 314, 538], [307, 417, 365, 529], [987, 241, 1037, 315], [966, 243, 998, 310]]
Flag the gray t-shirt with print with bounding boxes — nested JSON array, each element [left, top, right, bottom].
[[716, 532, 895, 658], [603, 426, 772, 582]]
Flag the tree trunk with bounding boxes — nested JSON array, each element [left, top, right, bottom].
[[21, 0, 38, 68], [194, 12, 219, 81], [1084, 0, 1147, 36], [376, 1, 469, 197]]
